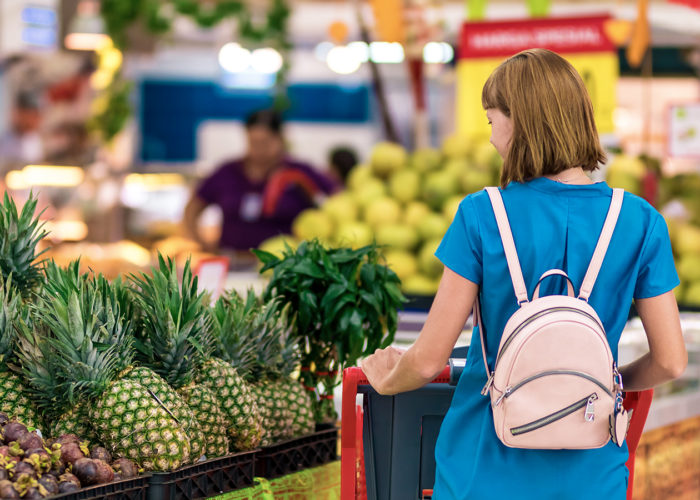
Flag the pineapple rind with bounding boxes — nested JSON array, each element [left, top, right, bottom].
[[90, 378, 190, 471], [196, 358, 262, 451], [178, 382, 229, 458]]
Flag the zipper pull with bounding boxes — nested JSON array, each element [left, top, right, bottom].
[[494, 387, 511, 407], [584, 394, 598, 422], [481, 372, 495, 396]]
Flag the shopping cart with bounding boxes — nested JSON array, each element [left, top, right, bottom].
[[341, 361, 653, 500]]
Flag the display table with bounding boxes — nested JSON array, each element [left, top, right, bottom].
[[210, 461, 341, 500]]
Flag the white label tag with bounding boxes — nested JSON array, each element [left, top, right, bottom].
[[240, 193, 263, 221]]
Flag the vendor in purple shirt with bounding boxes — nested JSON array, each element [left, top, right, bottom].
[[184, 109, 338, 255]]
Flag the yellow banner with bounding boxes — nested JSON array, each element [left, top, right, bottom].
[[457, 52, 618, 140]]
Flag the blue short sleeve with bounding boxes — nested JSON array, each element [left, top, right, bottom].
[[634, 213, 680, 299], [435, 197, 482, 285]]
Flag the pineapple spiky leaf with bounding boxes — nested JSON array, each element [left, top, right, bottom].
[[130, 253, 214, 389], [0, 192, 49, 297]]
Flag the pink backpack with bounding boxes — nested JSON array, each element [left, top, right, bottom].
[[477, 186, 629, 449]]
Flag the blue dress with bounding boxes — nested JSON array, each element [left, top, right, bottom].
[[433, 178, 679, 500]]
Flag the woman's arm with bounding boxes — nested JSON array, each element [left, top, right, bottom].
[[183, 194, 208, 248], [620, 291, 687, 391], [361, 266, 479, 395]]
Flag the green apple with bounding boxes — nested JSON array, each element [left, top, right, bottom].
[[376, 223, 420, 251], [334, 221, 374, 248], [352, 178, 386, 207], [402, 273, 440, 296], [411, 148, 443, 173], [292, 209, 334, 242], [418, 238, 444, 278], [370, 142, 407, 178], [364, 196, 402, 228], [389, 169, 421, 204], [404, 201, 432, 227], [417, 213, 449, 241], [383, 250, 418, 282], [322, 192, 358, 224], [423, 171, 459, 210]]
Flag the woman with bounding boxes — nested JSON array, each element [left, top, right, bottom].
[[361, 49, 687, 499], [184, 109, 337, 255]]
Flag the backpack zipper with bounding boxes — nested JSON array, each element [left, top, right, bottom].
[[494, 369, 613, 406], [510, 393, 598, 436], [495, 306, 605, 369]]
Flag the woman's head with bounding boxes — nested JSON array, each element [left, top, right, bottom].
[[245, 109, 284, 167], [482, 48, 606, 187]]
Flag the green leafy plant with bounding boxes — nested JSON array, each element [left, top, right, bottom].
[[253, 240, 405, 422]]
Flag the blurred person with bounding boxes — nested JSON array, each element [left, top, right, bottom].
[[361, 49, 687, 499], [184, 109, 338, 256], [328, 146, 358, 186], [0, 92, 44, 177]]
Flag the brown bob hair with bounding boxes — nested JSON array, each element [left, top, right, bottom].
[[482, 48, 606, 188]]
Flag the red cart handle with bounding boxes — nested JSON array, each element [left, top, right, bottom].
[[341, 366, 451, 500]]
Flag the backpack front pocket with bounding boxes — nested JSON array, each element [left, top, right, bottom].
[[510, 393, 597, 436]]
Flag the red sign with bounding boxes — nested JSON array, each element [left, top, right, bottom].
[[459, 15, 615, 59]]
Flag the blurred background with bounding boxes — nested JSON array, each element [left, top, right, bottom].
[[0, 0, 698, 294]]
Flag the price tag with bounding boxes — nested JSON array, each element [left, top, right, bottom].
[[194, 257, 230, 301]]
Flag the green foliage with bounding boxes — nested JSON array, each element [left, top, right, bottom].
[[129, 254, 214, 389], [210, 290, 295, 381], [0, 192, 48, 298], [0, 275, 21, 369], [253, 240, 405, 421], [21, 260, 136, 409], [89, 75, 132, 144]]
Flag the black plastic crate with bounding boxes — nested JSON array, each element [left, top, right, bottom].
[[255, 427, 338, 480], [47, 475, 151, 500], [147, 451, 256, 500]]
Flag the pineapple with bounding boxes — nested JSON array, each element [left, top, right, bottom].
[[33, 261, 191, 470], [0, 192, 48, 298], [211, 291, 311, 446], [130, 255, 227, 459], [274, 329, 316, 438], [0, 192, 48, 430], [0, 276, 41, 431], [196, 357, 262, 451]]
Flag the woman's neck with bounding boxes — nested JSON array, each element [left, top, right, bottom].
[[544, 167, 593, 185]]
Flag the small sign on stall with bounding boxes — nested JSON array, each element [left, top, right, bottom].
[[194, 256, 230, 302], [668, 104, 700, 159]]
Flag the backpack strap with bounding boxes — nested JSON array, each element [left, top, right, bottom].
[[578, 188, 624, 301], [485, 187, 529, 305]]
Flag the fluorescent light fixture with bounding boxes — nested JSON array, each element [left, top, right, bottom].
[[326, 46, 362, 75], [218, 43, 252, 73], [251, 48, 283, 74], [347, 41, 370, 63], [14, 165, 85, 187], [369, 42, 404, 64], [43, 220, 88, 241], [423, 42, 454, 64]]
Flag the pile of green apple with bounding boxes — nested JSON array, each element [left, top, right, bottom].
[[661, 173, 700, 307], [259, 136, 501, 296]]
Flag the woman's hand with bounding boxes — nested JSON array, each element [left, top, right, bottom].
[[360, 346, 405, 395]]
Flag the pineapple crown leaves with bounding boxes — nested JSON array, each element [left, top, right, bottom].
[[129, 253, 214, 389], [12, 313, 67, 418], [34, 261, 136, 402], [0, 274, 21, 368], [0, 192, 49, 297], [211, 289, 297, 381]]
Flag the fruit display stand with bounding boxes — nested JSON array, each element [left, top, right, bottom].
[[340, 365, 654, 500], [146, 451, 257, 500], [46, 475, 152, 500], [254, 427, 338, 480]]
